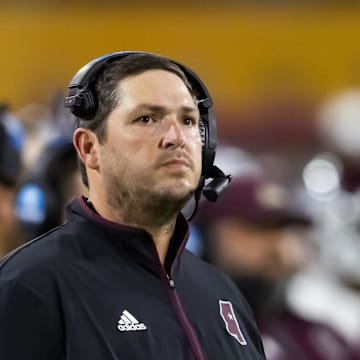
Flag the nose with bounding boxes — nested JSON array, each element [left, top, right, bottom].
[[160, 119, 185, 149]]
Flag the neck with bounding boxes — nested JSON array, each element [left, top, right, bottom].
[[143, 222, 177, 264], [87, 193, 181, 264]]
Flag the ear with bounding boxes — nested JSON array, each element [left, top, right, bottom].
[[73, 128, 99, 170]]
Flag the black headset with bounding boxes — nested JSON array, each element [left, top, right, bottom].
[[64, 51, 230, 213]]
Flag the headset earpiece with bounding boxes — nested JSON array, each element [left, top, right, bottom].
[[65, 88, 97, 119]]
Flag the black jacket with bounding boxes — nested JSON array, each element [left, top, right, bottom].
[[0, 197, 265, 360]]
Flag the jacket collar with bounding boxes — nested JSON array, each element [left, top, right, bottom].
[[67, 196, 190, 275]]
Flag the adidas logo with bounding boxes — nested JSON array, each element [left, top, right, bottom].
[[117, 310, 147, 332]]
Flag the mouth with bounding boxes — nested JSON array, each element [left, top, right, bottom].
[[161, 158, 190, 169]]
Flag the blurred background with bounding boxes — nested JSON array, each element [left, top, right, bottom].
[[2, 1, 360, 358], [1, 1, 360, 159]]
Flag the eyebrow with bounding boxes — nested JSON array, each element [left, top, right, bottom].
[[132, 103, 199, 114]]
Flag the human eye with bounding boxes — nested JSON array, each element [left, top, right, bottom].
[[182, 116, 198, 127], [136, 115, 155, 125]]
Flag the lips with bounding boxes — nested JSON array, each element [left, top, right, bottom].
[[162, 158, 190, 167], [158, 152, 194, 170]]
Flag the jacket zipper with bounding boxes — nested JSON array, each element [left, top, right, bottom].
[[165, 274, 206, 360]]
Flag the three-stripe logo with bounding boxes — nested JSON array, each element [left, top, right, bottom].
[[117, 309, 147, 332]]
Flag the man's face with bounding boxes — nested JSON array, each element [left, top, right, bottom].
[[97, 69, 202, 211]]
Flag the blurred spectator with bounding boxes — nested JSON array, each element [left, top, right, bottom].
[[316, 88, 360, 193], [193, 146, 359, 359], [15, 136, 87, 241], [14, 92, 87, 241], [283, 90, 360, 356], [17, 102, 53, 172], [0, 105, 25, 257], [16, 91, 74, 174]]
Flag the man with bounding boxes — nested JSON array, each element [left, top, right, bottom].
[[0, 105, 24, 257], [0, 52, 265, 359], [195, 166, 358, 360]]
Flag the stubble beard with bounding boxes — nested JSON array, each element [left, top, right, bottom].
[[103, 165, 196, 228]]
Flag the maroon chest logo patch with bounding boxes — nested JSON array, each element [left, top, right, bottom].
[[219, 300, 247, 345]]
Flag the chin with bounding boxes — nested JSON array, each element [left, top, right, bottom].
[[165, 188, 193, 201], [156, 183, 195, 203]]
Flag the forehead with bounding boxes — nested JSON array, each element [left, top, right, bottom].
[[117, 69, 197, 109]]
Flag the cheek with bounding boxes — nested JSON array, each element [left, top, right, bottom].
[[106, 135, 143, 160], [105, 138, 154, 178]]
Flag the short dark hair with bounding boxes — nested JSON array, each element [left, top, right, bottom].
[[75, 53, 195, 187]]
